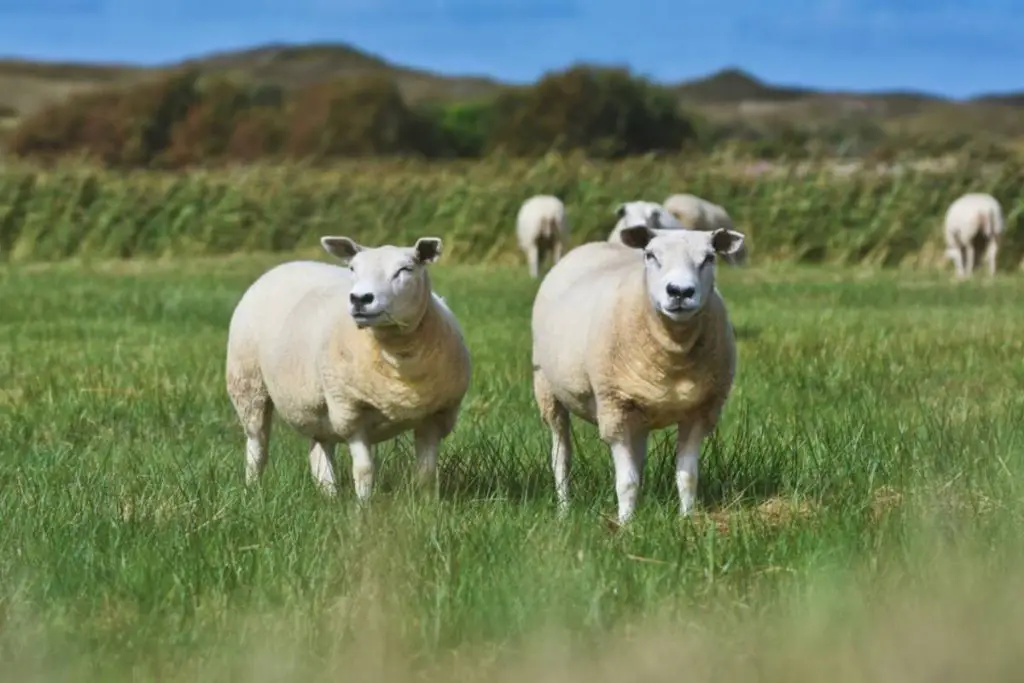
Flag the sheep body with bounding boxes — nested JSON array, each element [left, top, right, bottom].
[[943, 192, 1004, 279], [516, 195, 569, 278], [531, 225, 744, 523], [663, 193, 748, 266], [225, 237, 471, 499], [607, 201, 684, 243]]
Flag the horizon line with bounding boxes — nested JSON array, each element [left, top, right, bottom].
[[0, 39, 1018, 103]]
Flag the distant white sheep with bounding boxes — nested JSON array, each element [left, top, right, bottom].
[[943, 192, 1005, 279], [516, 195, 569, 279], [607, 201, 685, 243], [225, 236, 472, 500], [663, 193, 748, 266], [531, 223, 746, 524]]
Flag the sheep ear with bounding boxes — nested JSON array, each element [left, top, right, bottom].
[[615, 203, 627, 219], [321, 236, 362, 263], [413, 237, 443, 264], [620, 225, 654, 249], [710, 228, 745, 255]]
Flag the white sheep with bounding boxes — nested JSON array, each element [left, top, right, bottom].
[[607, 200, 684, 243], [531, 224, 745, 524], [943, 192, 1005, 279], [516, 194, 569, 279], [663, 193, 748, 266], [225, 236, 472, 500]]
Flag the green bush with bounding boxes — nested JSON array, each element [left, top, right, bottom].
[[0, 157, 1021, 268], [489, 65, 698, 158]]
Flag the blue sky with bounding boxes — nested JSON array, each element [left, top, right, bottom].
[[0, 0, 1021, 98]]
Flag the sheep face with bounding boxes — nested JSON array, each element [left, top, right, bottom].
[[320, 236, 443, 329], [620, 226, 745, 323]]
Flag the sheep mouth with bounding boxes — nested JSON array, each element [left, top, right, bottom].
[[661, 302, 700, 318], [350, 311, 385, 327]]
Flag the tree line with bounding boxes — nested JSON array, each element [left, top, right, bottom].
[[5, 65, 1015, 169]]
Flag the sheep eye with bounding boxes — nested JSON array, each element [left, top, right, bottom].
[[393, 265, 414, 279], [701, 253, 715, 268], [643, 251, 659, 265]]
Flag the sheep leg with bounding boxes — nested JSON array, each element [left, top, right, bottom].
[[675, 422, 706, 516], [347, 435, 375, 502], [413, 424, 441, 490], [526, 244, 540, 279], [984, 238, 998, 277], [308, 439, 338, 496], [609, 430, 649, 524], [946, 246, 965, 279], [243, 404, 273, 486], [552, 239, 564, 266], [226, 377, 273, 487], [533, 368, 573, 513], [550, 406, 572, 515], [963, 242, 976, 278]]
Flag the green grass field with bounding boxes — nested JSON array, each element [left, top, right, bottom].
[[2, 253, 1024, 682]]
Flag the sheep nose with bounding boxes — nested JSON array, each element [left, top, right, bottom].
[[666, 283, 696, 299], [350, 291, 375, 307]]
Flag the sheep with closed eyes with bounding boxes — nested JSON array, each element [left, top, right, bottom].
[[225, 235, 471, 501]]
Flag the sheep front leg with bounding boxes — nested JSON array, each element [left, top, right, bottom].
[[308, 439, 338, 496], [675, 422, 707, 516], [608, 430, 649, 524], [347, 435, 375, 502]]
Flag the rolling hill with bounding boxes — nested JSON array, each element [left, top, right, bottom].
[[0, 41, 1021, 139]]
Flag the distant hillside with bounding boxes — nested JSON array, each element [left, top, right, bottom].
[[675, 68, 815, 103], [0, 41, 1023, 139], [0, 42, 503, 121]]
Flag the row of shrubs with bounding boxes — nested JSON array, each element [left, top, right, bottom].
[[7, 66, 1017, 169], [6, 66, 698, 168], [1, 157, 1021, 266]]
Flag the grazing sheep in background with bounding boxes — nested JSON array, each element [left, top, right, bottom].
[[225, 236, 472, 500], [607, 200, 684, 243], [531, 224, 745, 524], [516, 195, 569, 279], [943, 192, 1005, 279], [663, 193, 748, 266]]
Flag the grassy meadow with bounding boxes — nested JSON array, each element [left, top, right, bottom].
[[2, 242, 1024, 681]]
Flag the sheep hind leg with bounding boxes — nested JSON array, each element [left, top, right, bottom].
[[533, 367, 572, 515], [227, 374, 274, 487], [984, 238, 998, 277], [414, 423, 441, 492], [963, 242, 976, 279], [947, 245, 965, 280], [525, 244, 540, 279], [551, 239, 564, 266]]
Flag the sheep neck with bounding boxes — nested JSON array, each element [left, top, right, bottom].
[[364, 290, 440, 370], [630, 274, 709, 364]]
